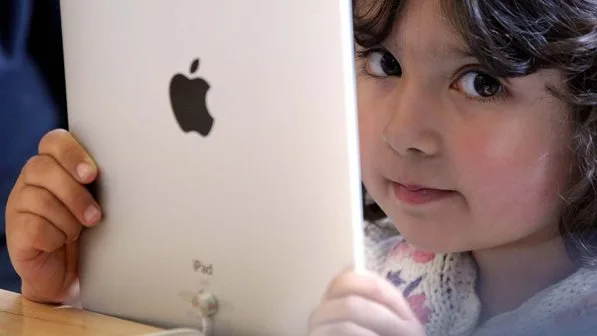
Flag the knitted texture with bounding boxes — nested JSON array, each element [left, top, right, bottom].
[[363, 220, 597, 336]]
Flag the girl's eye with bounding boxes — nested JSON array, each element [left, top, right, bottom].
[[365, 49, 402, 77], [453, 71, 503, 98]]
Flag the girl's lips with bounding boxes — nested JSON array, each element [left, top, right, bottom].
[[393, 183, 455, 205]]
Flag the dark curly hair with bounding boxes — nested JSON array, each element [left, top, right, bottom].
[[356, 0, 597, 266]]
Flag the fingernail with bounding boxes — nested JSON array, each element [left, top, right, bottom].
[[76, 163, 92, 181], [84, 205, 101, 224]]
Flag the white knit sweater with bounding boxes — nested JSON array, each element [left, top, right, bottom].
[[363, 220, 597, 336]]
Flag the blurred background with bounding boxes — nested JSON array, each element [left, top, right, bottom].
[[0, 0, 67, 292]]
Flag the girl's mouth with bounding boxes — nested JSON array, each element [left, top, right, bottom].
[[392, 183, 455, 205]]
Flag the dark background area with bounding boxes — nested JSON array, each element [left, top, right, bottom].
[[0, 0, 67, 292]]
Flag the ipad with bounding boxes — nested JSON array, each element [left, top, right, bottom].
[[59, 1, 364, 335]]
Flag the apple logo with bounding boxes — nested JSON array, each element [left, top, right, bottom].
[[169, 58, 214, 136]]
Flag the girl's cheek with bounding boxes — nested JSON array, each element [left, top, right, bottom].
[[456, 127, 571, 225]]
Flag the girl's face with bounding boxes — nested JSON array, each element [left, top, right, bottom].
[[358, 0, 574, 252]]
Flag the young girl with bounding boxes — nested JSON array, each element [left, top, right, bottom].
[[5, 0, 597, 335]]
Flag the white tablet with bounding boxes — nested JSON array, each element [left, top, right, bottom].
[[60, 1, 364, 335]]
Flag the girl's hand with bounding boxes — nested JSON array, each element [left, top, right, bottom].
[[5, 129, 101, 304], [309, 270, 426, 336]]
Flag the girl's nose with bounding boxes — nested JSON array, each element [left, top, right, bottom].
[[382, 83, 442, 158]]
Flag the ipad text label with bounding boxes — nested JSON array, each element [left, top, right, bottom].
[[193, 260, 213, 275]]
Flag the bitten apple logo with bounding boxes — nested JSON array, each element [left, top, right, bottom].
[[169, 58, 214, 136]]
